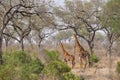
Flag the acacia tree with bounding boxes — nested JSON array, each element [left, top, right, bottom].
[[101, 0, 120, 62], [29, 2, 55, 49], [54, 0, 103, 54], [12, 19, 31, 51], [1, 1, 34, 52], [0, 0, 21, 64], [101, 0, 120, 78], [0, 0, 54, 64], [3, 26, 14, 53]]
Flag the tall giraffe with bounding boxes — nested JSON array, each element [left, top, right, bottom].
[[71, 34, 91, 69], [59, 41, 75, 68]]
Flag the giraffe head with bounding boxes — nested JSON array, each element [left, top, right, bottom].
[[57, 40, 64, 48], [70, 34, 76, 41]]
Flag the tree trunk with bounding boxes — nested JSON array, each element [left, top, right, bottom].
[[21, 39, 24, 51], [5, 40, 8, 53], [90, 45, 93, 54], [88, 41, 94, 55], [37, 39, 42, 54], [107, 42, 113, 80], [0, 37, 3, 65], [38, 39, 42, 49]]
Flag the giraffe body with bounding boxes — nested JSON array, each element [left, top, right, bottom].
[[59, 41, 75, 68], [72, 35, 90, 69]]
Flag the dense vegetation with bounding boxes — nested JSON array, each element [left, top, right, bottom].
[[0, 0, 120, 80], [41, 50, 81, 80], [0, 50, 82, 80], [0, 51, 44, 80]]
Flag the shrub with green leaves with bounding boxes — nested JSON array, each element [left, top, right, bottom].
[[0, 51, 44, 80], [116, 61, 120, 74], [44, 49, 60, 62], [61, 72, 81, 80], [90, 53, 99, 65], [42, 60, 71, 77], [42, 50, 71, 79]]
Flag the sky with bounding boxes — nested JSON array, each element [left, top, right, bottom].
[[54, 0, 64, 6], [54, 0, 91, 6]]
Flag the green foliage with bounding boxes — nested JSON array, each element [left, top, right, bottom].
[[42, 60, 71, 77], [77, 28, 88, 36], [116, 61, 120, 74], [44, 49, 60, 62], [101, 0, 120, 33], [0, 64, 16, 80], [41, 50, 72, 80], [90, 53, 99, 64], [0, 50, 79, 80], [0, 51, 44, 80], [6, 51, 31, 65], [29, 58, 44, 74], [54, 29, 74, 41], [61, 72, 81, 80]]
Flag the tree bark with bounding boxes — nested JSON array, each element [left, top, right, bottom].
[[5, 39, 8, 53], [88, 41, 94, 55], [0, 37, 3, 64], [107, 41, 113, 80], [21, 39, 24, 51]]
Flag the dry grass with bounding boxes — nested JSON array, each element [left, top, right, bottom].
[[70, 54, 120, 80]]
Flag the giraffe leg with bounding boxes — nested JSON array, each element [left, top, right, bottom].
[[64, 58, 67, 64], [87, 54, 91, 68], [71, 60, 73, 68], [72, 59, 75, 68], [79, 56, 83, 68], [83, 58, 87, 70]]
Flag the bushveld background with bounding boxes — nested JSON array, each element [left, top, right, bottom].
[[0, 0, 120, 80]]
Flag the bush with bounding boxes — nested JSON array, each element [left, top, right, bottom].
[[42, 60, 71, 76], [116, 61, 120, 74], [0, 50, 79, 80], [61, 72, 80, 80], [90, 53, 99, 65], [40, 50, 73, 80], [29, 58, 44, 74], [0, 51, 44, 80], [44, 49, 60, 62], [0, 64, 16, 80], [10, 51, 31, 64]]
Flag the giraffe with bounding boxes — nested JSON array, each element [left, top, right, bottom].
[[59, 41, 75, 68], [71, 34, 91, 69]]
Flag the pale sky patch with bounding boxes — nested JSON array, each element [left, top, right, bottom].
[[54, 0, 64, 6]]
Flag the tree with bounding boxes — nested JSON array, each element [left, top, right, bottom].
[[101, 0, 120, 62], [54, 0, 103, 54], [101, 0, 120, 79], [0, 0, 54, 64], [54, 29, 74, 42], [3, 27, 14, 53]]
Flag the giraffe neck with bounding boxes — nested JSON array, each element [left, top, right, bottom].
[[60, 42, 66, 54], [74, 35, 84, 50]]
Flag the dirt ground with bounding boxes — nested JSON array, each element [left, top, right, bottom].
[[71, 55, 120, 80]]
